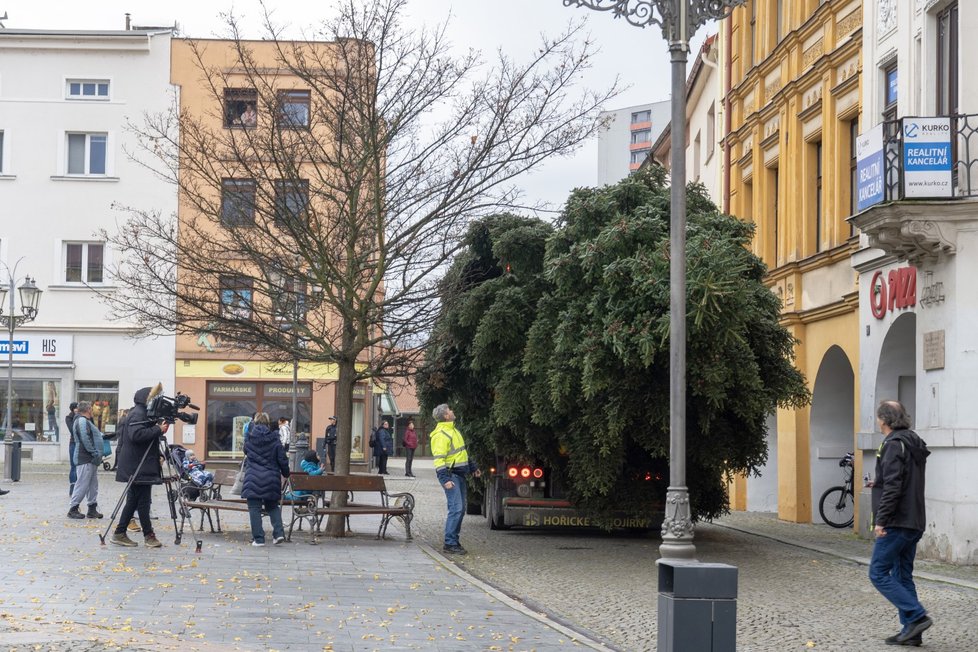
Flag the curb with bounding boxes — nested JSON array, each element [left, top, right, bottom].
[[713, 521, 978, 592], [417, 541, 622, 652]]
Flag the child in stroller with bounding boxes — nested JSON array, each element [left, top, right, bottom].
[[170, 446, 214, 488]]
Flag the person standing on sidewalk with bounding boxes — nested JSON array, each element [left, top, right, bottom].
[[65, 402, 79, 496], [870, 400, 932, 646], [67, 402, 104, 520], [324, 416, 338, 471], [375, 420, 392, 475], [242, 412, 290, 546], [402, 420, 418, 477], [111, 387, 166, 548], [430, 404, 480, 555]]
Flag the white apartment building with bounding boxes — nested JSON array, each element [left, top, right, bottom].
[[0, 29, 176, 466], [651, 34, 723, 208], [596, 100, 671, 185], [850, 1, 978, 562]]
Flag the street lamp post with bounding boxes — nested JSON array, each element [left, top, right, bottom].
[[0, 262, 43, 482], [563, 0, 745, 561]]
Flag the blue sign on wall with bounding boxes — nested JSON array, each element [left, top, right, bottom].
[[856, 125, 885, 211], [0, 340, 28, 355], [903, 117, 953, 198]]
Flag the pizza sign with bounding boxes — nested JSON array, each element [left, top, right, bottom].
[[870, 267, 916, 319]]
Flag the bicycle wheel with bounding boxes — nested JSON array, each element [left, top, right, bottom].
[[819, 486, 854, 528]]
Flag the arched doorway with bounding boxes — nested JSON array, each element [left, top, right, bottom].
[[875, 313, 917, 424], [810, 345, 855, 523]]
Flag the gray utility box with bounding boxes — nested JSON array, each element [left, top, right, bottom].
[[657, 559, 738, 652]]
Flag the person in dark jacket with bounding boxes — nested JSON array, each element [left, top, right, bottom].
[[66, 402, 79, 496], [110, 387, 167, 548], [402, 420, 418, 477], [375, 420, 393, 475], [242, 412, 290, 546], [869, 400, 932, 646], [324, 416, 337, 472]]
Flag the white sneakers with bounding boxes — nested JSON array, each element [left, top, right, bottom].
[[273, 536, 286, 545], [251, 541, 265, 547]]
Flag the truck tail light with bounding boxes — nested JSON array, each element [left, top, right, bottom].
[[520, 467, 531, 478], [532, 468, 544, 479], [507, 467, 519, 478]]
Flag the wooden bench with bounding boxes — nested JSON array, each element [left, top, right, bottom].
[[286, 473, 414, 543], [175, 468, 306, 537]]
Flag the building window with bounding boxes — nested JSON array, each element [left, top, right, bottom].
[[220, 276, 254, 320], [75, 382, 120, 435], [630, 109, 651, 124], [883, 64, 898, 122], [693, 132, 701, 181], [631, 129, 651, 144], [224, 89, 258, 128], [66, 133, 107, 175], [630, 150, 648, 165], [848, 118, 859, 227], [269, 271, 307, 325], [274, 179, 309, 227], [771, 166, 779, 266], [776, 0, 784, 43], [66, 79, 109, 100], [814, 141, 823, 252], [204, 381, 311, 460], [937, 2, 959, 115], [750, 1, 757, 66], [64, 242, 104, 284], [0, 130, 4, 173], [221, 179, 256, 227], [0, 380, 62, 442], [277, 90, 311, 128], [706, 103, 716, 159]]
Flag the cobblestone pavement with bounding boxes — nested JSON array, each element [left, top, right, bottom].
[[5, 461, 978, 652], [401, 460, 978, 652], [0, 465, 601, 652]]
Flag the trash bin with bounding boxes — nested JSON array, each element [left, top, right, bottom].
[[4, 440, 22, 482], [292, 432, 309, 470], [657, 559, 738, 652]]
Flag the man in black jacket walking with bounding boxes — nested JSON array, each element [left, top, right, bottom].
[[110, 387, 168, 548], [870, 400, 932, 646]]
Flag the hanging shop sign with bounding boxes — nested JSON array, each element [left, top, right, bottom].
[[856, 124, 885, 211], [870, 267, 917, 319], [903, 117, 953, 198]]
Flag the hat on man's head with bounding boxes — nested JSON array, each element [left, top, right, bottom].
[[329, 415, 337, 420]]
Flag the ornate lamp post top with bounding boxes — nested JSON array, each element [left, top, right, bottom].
[[562, 0, 745, 46]]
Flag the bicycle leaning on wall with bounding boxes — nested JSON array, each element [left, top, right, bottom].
[[818, 452, 855, 528]]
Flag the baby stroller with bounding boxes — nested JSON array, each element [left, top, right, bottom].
[[169, 445, 214, 501], [100, 435, 114, 471]]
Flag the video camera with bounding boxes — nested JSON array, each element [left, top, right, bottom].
[[147, 392, 200, 425]]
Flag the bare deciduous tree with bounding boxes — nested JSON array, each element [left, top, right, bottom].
[[100, 0, 617, 535]]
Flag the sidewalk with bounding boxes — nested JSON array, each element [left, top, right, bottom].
[[0, 465, 608, 652], [715, 510, 978, 590]]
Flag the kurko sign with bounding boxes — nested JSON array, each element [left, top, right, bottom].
[[870, 267, 917, 319]]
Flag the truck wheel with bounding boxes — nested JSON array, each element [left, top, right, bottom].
[[487, 480, 510, 530]]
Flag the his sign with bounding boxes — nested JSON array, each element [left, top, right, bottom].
[[903, 117, 953, 198], [0, 334, 73, 362], [856, 124, 885, 211]]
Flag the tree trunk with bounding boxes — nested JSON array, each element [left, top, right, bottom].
[[324, 358, 356, 536]]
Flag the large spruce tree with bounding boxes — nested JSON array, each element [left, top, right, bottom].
[[419, 167, 809, 522]]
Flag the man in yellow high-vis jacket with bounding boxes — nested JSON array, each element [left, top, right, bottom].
[[430, 403, 480, 555]]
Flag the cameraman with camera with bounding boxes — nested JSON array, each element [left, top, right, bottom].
[[111, 387, 167, 548]]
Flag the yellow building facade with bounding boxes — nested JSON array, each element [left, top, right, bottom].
[[724, 0, 864, 522]]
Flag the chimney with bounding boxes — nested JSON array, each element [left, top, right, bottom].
[[125, 13, 131, 30]]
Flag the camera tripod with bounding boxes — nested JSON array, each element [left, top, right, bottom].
[[98, 427, 204, 553]]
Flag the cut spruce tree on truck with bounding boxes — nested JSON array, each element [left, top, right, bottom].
[[418, 166, 810, 529], [97, 1, 617, 536]]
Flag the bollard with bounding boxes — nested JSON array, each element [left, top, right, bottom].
[[657, 559, 738, 652], [3, 440, 22, 482], [292, 432, 309, 470]]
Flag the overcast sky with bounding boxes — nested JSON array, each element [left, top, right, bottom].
[[3, 0, 709, 214]]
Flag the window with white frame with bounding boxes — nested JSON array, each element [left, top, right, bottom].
[[66, 133, 107, 175], [0, 130, 4, 173], [64, 242, 105, 284], [66, 79, 110, 100]]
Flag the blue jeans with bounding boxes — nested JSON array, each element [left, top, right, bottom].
[[869, 526, 926, 628], [246, 498, 284, 544], [442, 472, 467, 547]]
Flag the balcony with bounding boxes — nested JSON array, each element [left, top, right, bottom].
[[849, 113, 978, 264]]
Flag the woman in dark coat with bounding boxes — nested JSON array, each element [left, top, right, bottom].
[[242, 412, 290, 546]]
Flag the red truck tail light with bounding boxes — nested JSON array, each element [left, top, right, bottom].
[[520, 467, 531, 478], [507, 467, 519, 478], [532, 468, 544, 479]]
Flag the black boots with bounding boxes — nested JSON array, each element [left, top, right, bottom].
[[67, 505, 85, 519], [86, 504, 103, 519]]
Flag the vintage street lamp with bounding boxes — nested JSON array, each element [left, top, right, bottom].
[[0, 264, 43, 481], [563, 0, 746, 560]]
